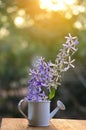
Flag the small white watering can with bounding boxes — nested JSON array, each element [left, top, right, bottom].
[[18, 99, 65, 126]]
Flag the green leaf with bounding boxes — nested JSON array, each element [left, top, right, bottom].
[[49, 88, 55, 100]]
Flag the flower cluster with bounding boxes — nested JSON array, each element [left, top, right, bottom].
[[27, 58, 53, 101], [26, 33, 79, 102]]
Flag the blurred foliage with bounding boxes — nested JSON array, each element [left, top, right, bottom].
[[0, 0, 86, 118]]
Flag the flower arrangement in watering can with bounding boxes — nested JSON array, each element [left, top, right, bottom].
[[18, 33, 79, 126]]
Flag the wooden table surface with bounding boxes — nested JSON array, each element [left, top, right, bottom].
[[1, 118, 86, 130]]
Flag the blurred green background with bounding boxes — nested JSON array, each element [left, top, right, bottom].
[[0, 0, 86, 119]]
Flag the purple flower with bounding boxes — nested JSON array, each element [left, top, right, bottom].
[[26, 33, 79, 101], [27, 57, 53, 101], [63, 34, 78, 54]]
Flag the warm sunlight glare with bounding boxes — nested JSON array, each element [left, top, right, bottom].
[[0, 27, 9, 39], [39, 0, 76, 11], [14, 16, 25, 27], [74, 21, 83, 30]]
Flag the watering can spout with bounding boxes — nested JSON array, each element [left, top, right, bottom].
[[50, 100, 65, 119]]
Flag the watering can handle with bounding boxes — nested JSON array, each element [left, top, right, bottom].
[[18, 99, 28, 119]]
